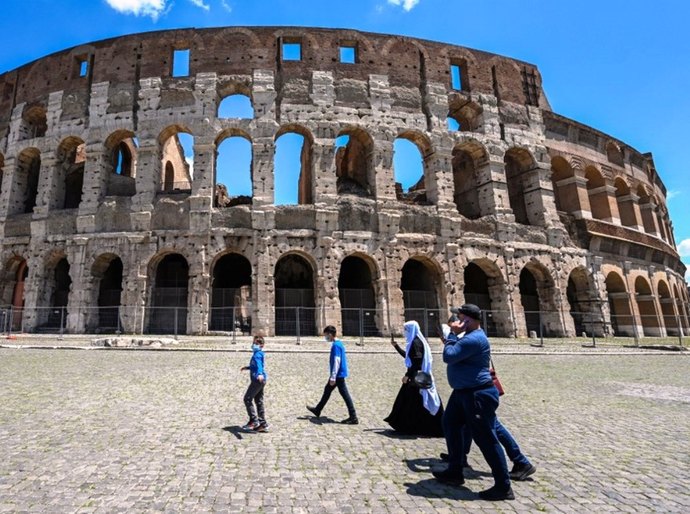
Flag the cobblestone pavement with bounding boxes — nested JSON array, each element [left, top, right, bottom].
[[0, 347, 688, 513]]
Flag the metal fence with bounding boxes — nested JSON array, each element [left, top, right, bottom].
[[1, 304, 688, 346]]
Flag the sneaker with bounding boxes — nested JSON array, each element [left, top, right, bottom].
[[509, 462, 536, 481], [254, 423, 269, 433], [242, 421, 260, 431], [478, 486, 515, 501], [306, 405, 321, 418], [432, 468, 465, 486], [340, 417, 359, 425]]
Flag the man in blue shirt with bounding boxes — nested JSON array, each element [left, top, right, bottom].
[[240, 335, 269, 432], [433, 304, 514, 501], [307, 325, 358, 424]]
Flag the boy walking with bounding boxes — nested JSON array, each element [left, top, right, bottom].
[[240, 335, 269, 432], [307, 325, 358, 424]]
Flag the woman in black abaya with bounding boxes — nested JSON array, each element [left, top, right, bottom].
[[384, 320, 444, 437]]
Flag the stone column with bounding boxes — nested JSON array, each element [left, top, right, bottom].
[[0, 156, 17, 219], [189, 135, 214, 232], [130, 138, 158, 232], [252, 236, 273, 336], [77, 142, 108, 233], [65, 239, 88, 333]]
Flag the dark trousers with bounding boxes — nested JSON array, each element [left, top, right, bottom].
[[461, 419, 530, 467], [315, 377, 357, 419], [243, 380, 265, 424], [442, 386, 510, 490]]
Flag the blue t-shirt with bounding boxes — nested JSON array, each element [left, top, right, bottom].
[[329, 340, 349, 379], [442, 328, 492, 389], [249, 348, 267, 382]]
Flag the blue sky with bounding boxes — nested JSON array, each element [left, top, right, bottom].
[[1, 0, 688, 280]]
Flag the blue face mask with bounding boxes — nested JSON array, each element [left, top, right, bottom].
[[251, 344, 261, 351]]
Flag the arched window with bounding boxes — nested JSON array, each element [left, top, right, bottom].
[[401, 258, 441, 336], [21, 105, 47, 140], [148, 254, 189, 334], [215, 133, 252, 206], [550, 156, 579, 214], [274, 254, 315, 336], [159, 128, 193, 193], [275, 127, 312, 205], [584, 166, 611, 221], [210, 253, 252, 332], [55, 137, 86, 210], [637, 186, 657, 235], [614, 178, 637, 227], [634, 276, 660, 336], [218, 94, 253, 119], [605, 272, 634, 337], [504, 148, 536, 225], [335, 129, 374, 197], [12, 148, 41, 215], [393, 136, 427, 204], [338, 255, 379, 336], [451, 142, 485, 219]]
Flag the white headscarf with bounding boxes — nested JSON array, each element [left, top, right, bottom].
[[403, 320, 441, 416]]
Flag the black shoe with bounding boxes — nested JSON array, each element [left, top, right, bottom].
[[432, 468, 465, 486], [341, 417, 359, 425], [306, 405, 321, 418], [509, 462, 536, 481], [440, 452, 449, 462], [478, 486, 515, 501]]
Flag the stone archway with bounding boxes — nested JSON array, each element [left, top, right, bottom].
[[148, 254, 189, 334], [400, 257, 442, 337], [210, 253, 252, 332], [274, 254, 315, 336], [338, 255, 379, 336], [634, 276, 661, 337]]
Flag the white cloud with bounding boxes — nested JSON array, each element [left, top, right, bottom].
[[188, 0, 210, 10], [387, 0, 421, 11], [221, 0, 232, 12], [678, 239, 690, 257], [185, 157, 194, 179], [685, 268, 690, 285], [105, 0, 167, 19], [667, 190, 681, 201]]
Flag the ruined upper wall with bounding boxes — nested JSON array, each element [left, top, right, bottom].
[[0, 26, 548, 126]]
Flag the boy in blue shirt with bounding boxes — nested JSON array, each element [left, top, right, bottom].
[[307, 325, 358, 424], [240, 335, 268, 432]]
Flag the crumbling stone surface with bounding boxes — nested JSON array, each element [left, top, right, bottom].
[[0, 27, 686, 338]]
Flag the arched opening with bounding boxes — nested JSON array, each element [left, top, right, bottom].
[[105, 131, 138, 196], [657, 281, 678, 336], [393, 134, 429, 204], [606, 141, 624, 167], [637, 186, 657, 235], [43, 258, 71, 330], [55, 137, 86, 210], [614, 178, 637, 227], [604, 272, 634, 336], [519, 268, 541, 336], [673, 284, 690, 332], [566, 268, 593, 336], [159, 128, 193, 193], [634, 276, 660, 337], [274, 254, 315, 336], [504, 148, 535, 225], [463, 262, 499, 336], [451, 143, 484, 219], [338, 255, 378, 336], [7, 258, 28, 331], [401, 258, 441, 336], [335, 129, 374, 197], [21, 105, 47, 139], [275, 127, 312, 205], [217, 94, 254, 119], [550, 156, 579, 214], [95, 256, 123, 332], [447, 97, 483, 132], [12, 148, 41, 215], [215, 133, 252, 206], [148, 254, 189, 334], [584, 166, 611, 221], [210, 253, 252, 332]]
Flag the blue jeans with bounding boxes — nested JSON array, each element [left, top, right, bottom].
[[462, 419, 530, 467], [442, 386, 510, 489]]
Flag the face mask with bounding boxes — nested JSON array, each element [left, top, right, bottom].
[[251, 344, 261, 351], [323, 336, 331, 342]]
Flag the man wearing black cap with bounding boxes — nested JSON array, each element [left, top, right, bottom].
[[432, 303, 514, 501]]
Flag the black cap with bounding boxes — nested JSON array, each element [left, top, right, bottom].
[[450, 304, 482, 320]]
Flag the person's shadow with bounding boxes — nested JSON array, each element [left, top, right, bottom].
[[404, 478, 477, 501], [296, 415, 338, 425], [222, 425, 256, 440]]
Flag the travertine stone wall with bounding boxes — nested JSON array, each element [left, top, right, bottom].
[[0, 27, 687, 337]]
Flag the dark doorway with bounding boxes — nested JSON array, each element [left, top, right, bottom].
[[274, 255, 315, 336], [519, 268, 542, 336], [98, 258, 123, 331], [148, 254, 188, 334], [338, 256, 378, 336], [401, 259, 440, 337], [211, 254, 252, 332], [463, 263, 497, 336], [46, 258, 71, 330]]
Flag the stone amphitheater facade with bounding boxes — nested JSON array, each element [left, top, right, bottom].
[[0, 26, 687, 338]]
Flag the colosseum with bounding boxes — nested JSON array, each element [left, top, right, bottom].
[[0, 26, 687, 339]]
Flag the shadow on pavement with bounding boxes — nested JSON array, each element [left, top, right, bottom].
[[296, 415, 338, 425], [222, 425, 256, 440], [367, 428, 423, 440], [404, 478, 477, 501]]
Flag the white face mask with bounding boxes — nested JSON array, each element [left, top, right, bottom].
[[251, 344, 261, 351], [323, 336, 331, 342]]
